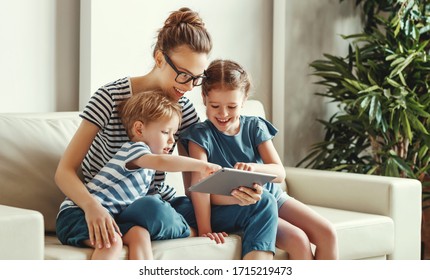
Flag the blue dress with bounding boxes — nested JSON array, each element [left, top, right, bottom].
[[181, 115, 288, 208], [177, 115, 282, 257]]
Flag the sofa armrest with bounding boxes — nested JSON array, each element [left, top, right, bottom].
[[0, 205, 44, 259], [284, 167, 422, 260]]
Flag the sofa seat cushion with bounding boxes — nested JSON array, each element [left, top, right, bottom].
[[309, 205, 394, 260], [44, 234, 242, 260], [45, 205, 394, 260]]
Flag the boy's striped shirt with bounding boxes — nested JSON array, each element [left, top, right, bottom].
[[59, 77, 199, 213]]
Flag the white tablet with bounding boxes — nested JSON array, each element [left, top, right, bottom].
[[189, 167, 276, 196]]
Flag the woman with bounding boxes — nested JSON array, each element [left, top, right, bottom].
[[55, 7, 274, 260]]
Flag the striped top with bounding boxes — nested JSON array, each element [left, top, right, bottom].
[[59, 77, 199, 213], [85, 141, 153, 214]]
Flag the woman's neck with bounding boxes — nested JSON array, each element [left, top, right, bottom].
[[130, 69, 159, 94]]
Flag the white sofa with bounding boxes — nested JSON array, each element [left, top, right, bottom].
[[0, 99, 422, 260]]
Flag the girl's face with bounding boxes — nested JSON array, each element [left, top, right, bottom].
[[203, 88, 247, 135], [136, 115, 180, 154], [159, 46, 208, 102]]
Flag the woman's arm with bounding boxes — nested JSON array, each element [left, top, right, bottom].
[[54, 120, 120, 249]]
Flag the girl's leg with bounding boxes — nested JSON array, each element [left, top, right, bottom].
[[279, 198, 338, 259], [212, 190, 278, 259], [243, 250, 272, 260], [117, 195, 191, 240], [173, 191, 278, 259], [122, 226, 153, 260], [277, 218, 313, 260]]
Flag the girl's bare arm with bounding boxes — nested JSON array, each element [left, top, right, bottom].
[[234, 139, 285, 183]]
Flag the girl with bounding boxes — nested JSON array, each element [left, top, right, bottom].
[[181, 59, 339, 259], [55, 8, 270, 260]]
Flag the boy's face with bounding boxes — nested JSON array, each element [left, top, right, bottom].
[[139, 115, 180, 154], [203, 88, 247, 135]]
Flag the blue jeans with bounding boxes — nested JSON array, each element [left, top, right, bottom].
[[56, 195, 190, 247], [265, 182, 290, 209], [57, 192, 278, 258], [172, 189, 278, 258], [116, 194, 190, 240]]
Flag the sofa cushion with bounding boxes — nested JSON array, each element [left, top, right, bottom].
[[45, 234, 242, 260], [0, 205, 44, 260], [0, 113, 81, 232], [44, 204, 393, 260], [309, 205, 394, 259]]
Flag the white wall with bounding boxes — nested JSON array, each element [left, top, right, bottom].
[[0, 0, 79, 113], [80, 0, 273, 113], [273, 0, 362, 166], [0, 0, 362, 167]]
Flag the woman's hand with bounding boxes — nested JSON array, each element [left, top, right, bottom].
[[84, 202, 122, 249], [201, 232, 228, 244]]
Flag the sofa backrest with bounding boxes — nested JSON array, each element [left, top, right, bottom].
[[0, 99, 266, 233], [0, 112, 81, 232]]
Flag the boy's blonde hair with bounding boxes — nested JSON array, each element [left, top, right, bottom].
[[119, 90, 182, 138]]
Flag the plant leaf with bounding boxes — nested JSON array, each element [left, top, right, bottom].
[[401, 110, 413, 141]]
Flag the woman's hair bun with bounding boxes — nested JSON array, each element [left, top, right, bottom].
[[153, 7, 212, 57], [164, 7, 205, 29]]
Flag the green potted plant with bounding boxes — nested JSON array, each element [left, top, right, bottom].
[[297, 0, 430, 258]]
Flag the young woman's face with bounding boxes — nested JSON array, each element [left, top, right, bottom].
[[203, 88, 247, 135], [159, 46, 208, 102], [138, 115, 180, 154]]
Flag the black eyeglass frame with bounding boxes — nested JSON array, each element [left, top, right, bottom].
[[162, 52, 207, 86]]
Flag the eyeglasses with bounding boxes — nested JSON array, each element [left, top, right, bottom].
[[163, 52, 207, 86]]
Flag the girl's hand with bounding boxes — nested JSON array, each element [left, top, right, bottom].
[[84, 202, 121, 249], [201, 232, 228, 244], [231, 183, 263, 206], [233, 162, 255, 171], [231, 162, 262, 205]]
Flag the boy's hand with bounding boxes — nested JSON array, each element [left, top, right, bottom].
[[202, 163, 221, 177]]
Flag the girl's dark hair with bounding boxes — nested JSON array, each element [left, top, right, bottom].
[[202, 59, 251, 97], [153, 7, 212, 56]]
